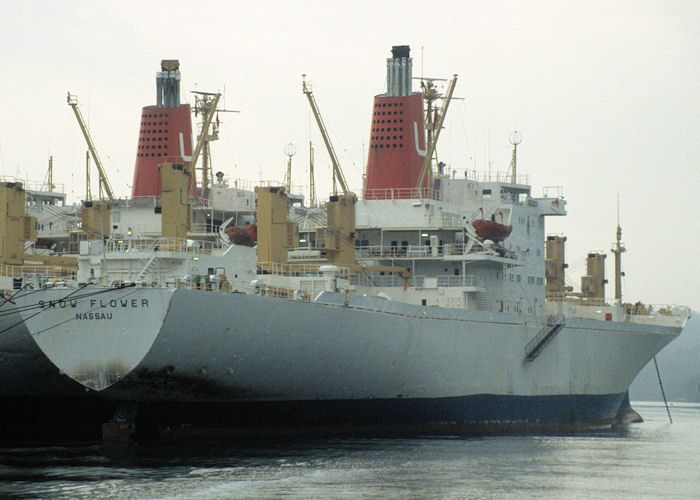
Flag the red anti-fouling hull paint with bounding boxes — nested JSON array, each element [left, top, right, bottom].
[[131, 104, 194, 198], [364, 92, 427, 199]]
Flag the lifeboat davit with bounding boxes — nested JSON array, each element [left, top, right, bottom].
[[225, 223, 257, 247], [472, 220, 512, 242]]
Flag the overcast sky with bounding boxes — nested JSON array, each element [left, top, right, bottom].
[[1, 0, 698, 310]]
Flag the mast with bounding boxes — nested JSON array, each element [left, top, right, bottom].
[[611, 195, 626, 303], [190, 91, 221, 192], [44, 156, 55, 192], [509, 131, 522, 183], [191, 91, 238, 192], [415, 74, 457, 192]]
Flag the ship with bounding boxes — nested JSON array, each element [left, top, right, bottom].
[[14, 46, 689, 440], [0, 61, 204, 405], [0, 178, 123, 441], [0, 62, 256, 440], [0, 178, 82, 399]]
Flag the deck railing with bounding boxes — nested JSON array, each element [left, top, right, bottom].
[[0, 263, 75, 280], [350, 274, 481, 289], [354, 244, 467, 259], [0, 177, 67, 193], [547, 294, 691, 320], [436, 275, 482, 287], [462, 169, 530, 185], [104, 237, 225, 255], [361, 187, 442, 201], [351, 274, 424, 288], [257, 261, 351, 279]]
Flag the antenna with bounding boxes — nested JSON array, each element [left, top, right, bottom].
[[284, 142, 297, 192], [45, 156, 54, 192], [509, 131, 522, 183], [488, 129, 491, 171], [421, 46, 424, 85]]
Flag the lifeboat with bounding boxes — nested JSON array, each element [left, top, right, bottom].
[[225, 223, 257, 247], [472, 219, 512, 242]]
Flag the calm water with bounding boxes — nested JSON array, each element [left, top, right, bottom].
[[1, 403, 698, 499]]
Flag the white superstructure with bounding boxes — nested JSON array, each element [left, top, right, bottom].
[[13, 162, 689, 434]]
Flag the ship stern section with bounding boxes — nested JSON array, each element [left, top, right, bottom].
[[17, 287, 175, 392]]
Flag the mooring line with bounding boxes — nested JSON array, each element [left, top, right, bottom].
[[653, 356, 672, 423], [0, 282, 108, 336]]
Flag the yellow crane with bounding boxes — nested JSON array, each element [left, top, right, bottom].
[[302, 75, 350, 195], [308, 141, 317, 207], [67, 92, 115, 200]]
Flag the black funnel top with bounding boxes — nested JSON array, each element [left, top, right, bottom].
[[391, 45, 410, 59]]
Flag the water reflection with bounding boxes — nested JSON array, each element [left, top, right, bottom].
[[0, 405, 697, 499]]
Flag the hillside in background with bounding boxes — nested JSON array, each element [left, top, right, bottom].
[[630, 314, 699, 403]]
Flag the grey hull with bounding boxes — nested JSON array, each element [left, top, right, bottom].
[[17, 287, 681, 431], [0, 295, 86, 396]]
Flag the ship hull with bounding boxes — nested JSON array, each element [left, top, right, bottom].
[[16, 287, 681, 431], [0, 295, 115, 442], [0, 296, 85, 397], [129, 392, 631, 439]]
